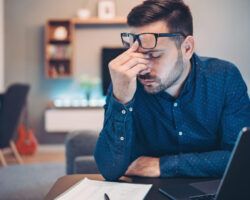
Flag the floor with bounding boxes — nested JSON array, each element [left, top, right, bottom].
[[1, 145, 65, 166], [0, 145, 66, 200]]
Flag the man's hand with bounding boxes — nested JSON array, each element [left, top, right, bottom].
[[125, 156, 160, 177], [108, 42, 150, 104]]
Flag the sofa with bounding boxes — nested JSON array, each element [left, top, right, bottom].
[[65, 131, 99, 174]]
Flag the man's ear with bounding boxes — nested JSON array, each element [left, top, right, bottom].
[[181, 36, 195, 60]]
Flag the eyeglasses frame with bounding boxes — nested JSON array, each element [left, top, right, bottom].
[[121, 32, 186, 49]]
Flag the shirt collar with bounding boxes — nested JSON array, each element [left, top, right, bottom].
[[178, 53, 198, 97]]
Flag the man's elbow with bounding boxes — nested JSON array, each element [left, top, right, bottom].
[[100, 169, 123, 181], [94, 154, 125, 181], [95, 161, 124, 181]]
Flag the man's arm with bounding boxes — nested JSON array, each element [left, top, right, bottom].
[[94, 42, 149, 181], [159, 151, 231, 177], [94, 90, 135, 181], [125, 151, 230, 178]]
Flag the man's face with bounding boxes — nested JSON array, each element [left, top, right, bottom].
[[132, 21, 186, 94]]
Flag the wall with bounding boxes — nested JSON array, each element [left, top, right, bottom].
[[0, 0, 3, 92], [4, 0, 250, 143], [186, 0, 250, 88], [4, 0, 141, 143]]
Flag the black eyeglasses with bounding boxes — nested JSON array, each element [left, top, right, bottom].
[[121, 32, 186, 49]]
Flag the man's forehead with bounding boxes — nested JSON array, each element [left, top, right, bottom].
[[130, 20, 169, 34]]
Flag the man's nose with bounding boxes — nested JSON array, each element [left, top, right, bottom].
[[147, 60, 154, 69]]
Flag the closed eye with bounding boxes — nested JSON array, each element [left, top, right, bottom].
[[148, 52, 163, 59]]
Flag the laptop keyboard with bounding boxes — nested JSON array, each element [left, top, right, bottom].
[[189, 194, 216, 200]]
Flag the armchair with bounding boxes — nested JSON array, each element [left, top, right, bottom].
[[65, 131, 99, 174], [0, 83, 30, 166]]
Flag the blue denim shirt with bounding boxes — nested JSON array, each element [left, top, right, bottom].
[[94, 54, 250, 181]]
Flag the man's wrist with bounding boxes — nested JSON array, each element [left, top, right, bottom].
[[107, 94, 134, 122], [112, 92, 133, 105]]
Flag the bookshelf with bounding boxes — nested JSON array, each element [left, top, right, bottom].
[[45, 19, 74, 78], [44, 17, 127, 79]]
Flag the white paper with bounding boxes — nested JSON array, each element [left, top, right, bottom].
[[55, 178, 152, 200]]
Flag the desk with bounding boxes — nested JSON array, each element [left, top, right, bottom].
[[45, 174, 214, 200]]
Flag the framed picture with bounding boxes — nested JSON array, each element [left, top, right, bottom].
[[98, 0, 115, 19]]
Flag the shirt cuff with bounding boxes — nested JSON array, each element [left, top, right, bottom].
[[160, 155, 179, 177], [107, 95, 135, 122]]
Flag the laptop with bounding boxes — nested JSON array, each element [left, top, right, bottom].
[[159, 127, 250, 200]]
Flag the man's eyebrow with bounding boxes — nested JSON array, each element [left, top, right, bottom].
[[141, 49, 165, 54]]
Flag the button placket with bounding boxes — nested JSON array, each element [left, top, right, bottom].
[[172, 101, 180, 130], [118, 106, 133, 142], [120, 136, 125, 141], [172, 101, 184, 151]]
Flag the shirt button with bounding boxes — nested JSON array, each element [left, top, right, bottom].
[[178, 131, 183, 136], [120, 136, 125, 141], [129, 107, 133, 112], [173, 102, 178, 107], [121, 109, 126, 114]]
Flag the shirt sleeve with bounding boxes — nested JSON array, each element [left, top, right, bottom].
[[160, 65, 250, 178], [160, 151, 231, 177], [94, 86, 135, 181], [220, 65, 250, 150]]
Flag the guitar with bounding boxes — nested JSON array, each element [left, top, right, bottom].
[[16, 124, 38, 155]]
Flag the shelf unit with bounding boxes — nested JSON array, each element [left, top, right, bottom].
[[71, 17, 127, 25], [45, 19, 74, 78], [44, 17, 127, 79]]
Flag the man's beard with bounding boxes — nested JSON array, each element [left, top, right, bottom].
[[141, 51, 185, 94]]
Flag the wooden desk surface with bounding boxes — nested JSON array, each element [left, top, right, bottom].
[[45, 174, 213, 200]]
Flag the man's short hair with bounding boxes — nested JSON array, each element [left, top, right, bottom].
[[127, 0, 193, 37]]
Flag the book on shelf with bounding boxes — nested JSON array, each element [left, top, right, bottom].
[[47, 44, 72, 60]]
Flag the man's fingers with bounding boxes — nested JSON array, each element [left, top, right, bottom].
[[115, 41, 139, 63], [114, 52, 149, 67], [127, 41, 139, 53], [120, 58, 149, 71], [126, 64, 148, 78], [111, 41, 140, 66]]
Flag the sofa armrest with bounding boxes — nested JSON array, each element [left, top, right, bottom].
[[74, 155, 99, 174], [65, 131, 98, 174]]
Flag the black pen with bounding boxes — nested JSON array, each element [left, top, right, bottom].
[[158, 188, 177, 200], [104, 193, 110, 200]]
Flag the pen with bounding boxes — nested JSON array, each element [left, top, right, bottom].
[[158, 188, 177, 200], [104, 193, 110, 200]]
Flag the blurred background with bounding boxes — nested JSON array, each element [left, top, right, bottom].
[[0, 1, 249, 199], [1, 0, 249, 144]]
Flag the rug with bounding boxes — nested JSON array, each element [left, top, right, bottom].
[[0, 163, 65, 200]]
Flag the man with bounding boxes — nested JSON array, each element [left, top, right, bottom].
[[94, 0, 250, 181]]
